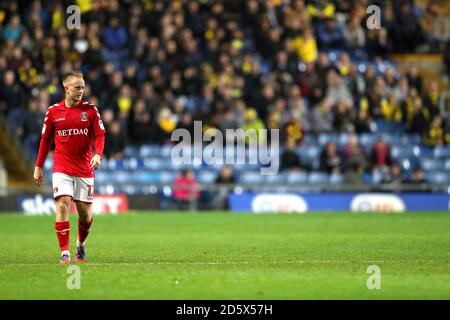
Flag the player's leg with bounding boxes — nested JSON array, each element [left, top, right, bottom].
[[52, 173, 75, 264], [73, 177, 94, 262]]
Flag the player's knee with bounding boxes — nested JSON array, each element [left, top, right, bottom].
[[56, 197, 71, 214], [77, 203, 92, 219]]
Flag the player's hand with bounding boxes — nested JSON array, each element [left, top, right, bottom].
[[33, 166, 44, 187], [90, 154, 102, 170]]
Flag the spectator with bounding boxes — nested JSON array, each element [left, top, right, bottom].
[[343, 15, 365, 50], [172, 169, 200, 210], [354, 109, 374, 133], [104, 120, 126, 159], [0, 70, 24, 114], [2, 15, 24, 41], [316, 17, 345, 49], [370, 137, 393, 173], [293, 27, 318, 63], [419, 1, 440, 53], [342, 134, 367, 171], [423, 115, 450, 147], [422, 80, 440, 119], [280, 140, 303, 172], [382, 163, 403, 189], [320, 142, 342, 174], [408, 97, 429, 135], [410, 167, 426, 184], [393, 1, 424, 53]]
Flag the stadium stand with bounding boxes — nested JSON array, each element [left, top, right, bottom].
[[1, 0, 450, 203]]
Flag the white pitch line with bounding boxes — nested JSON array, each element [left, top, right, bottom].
[[0, 260, 445, 267]]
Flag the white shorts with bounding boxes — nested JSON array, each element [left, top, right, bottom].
[[52, 172, 94, 203]]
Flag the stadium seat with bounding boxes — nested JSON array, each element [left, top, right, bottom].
[[359, 134, 377, 148], [329, 174, 344, 185], [197, 170, 217, 184], [237, 171, 265, 184], [401, 134, 422, 145], [318, 133, 338, 146], [434, 147, 450, 159], [139, 145, 160, 157], [391, 146, 416, 159], [123, 146, 140, 157], [445, 159, 450, 171], [107, 158, 125, 170], [158, 171, 177, 184], [264, 173, 287, 184], [125, 157, 145, 170], [421, 158, 445, 171], [135, 171, 160, 184], [302, 135, 318, 146], [338, 133, 351, 148], [113, 170, 131, 184], [160, 145, 174, 158], [308, 172, 329, 184], [286, 171, 308, 184], [143, 158, 169, 170], [426, 172, 450, 185], [94, 171, 110, 184]]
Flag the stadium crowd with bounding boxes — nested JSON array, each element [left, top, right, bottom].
[[1, 0, 449, 185]]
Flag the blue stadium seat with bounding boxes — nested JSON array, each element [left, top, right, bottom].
[[445, 159, 450, 170], [401, 134, 421, 145], [197, 170, 217, 184], [329, 173, 344, 185], [139, 144, 160, 157], [421, 158, 445, 171], [160, 145, 173, 158], [359, 134, 377, 148], [97, 184, 116, 195], [123, 145, 140, 157], [380, 133, 402, 145], [159, 171, 178, 184], [143, 158, 169, 170], [44, 159, 53, 171], [318, 133, 338, 146], [418, 146, 434, 157], [124, 157, 145, 170], [237, 171, 265, 184], [426, 172, 450, 185], [286, 171, 308, 184], [308, 172, 329, 184], [399, 158, 413, 172], [264, 173, 286, 184], [107, 158, 125, 170], [113, 170, 131, 184], [391, 146, 416, 159], [94, 171, 110, 184], [303, 135, 318, 146], [135, 171, 160, 184], [434, 147, 450, 159], [338, 133, 351, 148]]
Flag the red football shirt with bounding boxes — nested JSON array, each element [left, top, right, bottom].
[[36, 100, 106, 178]]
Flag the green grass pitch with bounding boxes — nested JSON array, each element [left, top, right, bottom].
[[0, 212, 449, 299]]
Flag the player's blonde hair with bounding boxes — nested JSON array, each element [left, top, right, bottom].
[[62, 71, 84, 85]]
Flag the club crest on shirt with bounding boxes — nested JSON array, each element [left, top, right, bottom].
[[53, 187, 58, 193], [80, 112, 88, 122]]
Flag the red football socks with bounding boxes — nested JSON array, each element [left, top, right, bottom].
[[77, 218, 93, 245], [55, 221, 70, 251]]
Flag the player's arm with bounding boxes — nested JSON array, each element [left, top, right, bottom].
[[34, 108, 55, 187], [90, 107, 106, 170]]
